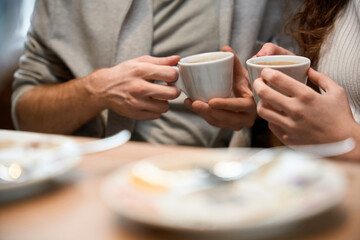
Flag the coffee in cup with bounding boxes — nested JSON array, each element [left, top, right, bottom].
[[246, 55, 311, 103]]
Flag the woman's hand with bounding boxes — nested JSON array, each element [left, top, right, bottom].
[[184, 46, 257, 131], [254, 68, 359, 146]]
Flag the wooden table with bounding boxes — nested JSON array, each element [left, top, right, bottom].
[[1, 138, 360, 240]]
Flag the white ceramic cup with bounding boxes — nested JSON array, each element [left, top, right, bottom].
[[246, 55, 311, 103], [172, 52, 234, 102]]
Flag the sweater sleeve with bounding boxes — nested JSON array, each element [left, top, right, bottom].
[[11, 0, 74, 129], [11, 0, 105, 137]]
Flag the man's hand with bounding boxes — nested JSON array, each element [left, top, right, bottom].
[[16, 55, 182, 134], [185, 46, 257, 130], [88, 55, 181, 120]]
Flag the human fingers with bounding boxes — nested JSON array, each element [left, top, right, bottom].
[[307, 68, 339, 93], [141, 81, 181, 100], [136, 97, 171, 114], [186, 99, 254, 130], [221, 45, 253, 97], [184, 100, 217, 126], [268, 122, 288, 143], [208, 97, 255, 112], [260, 68, 314, 98], [222, 45, 246, 77], [138, 63, 179, 83], [184, 98, 193, 109], [109, 88, 173, 119], [253, 77, 292, 113], [256, 100, 291, 129], [255, 43, 294, 57], [136, 55, 180, 66]]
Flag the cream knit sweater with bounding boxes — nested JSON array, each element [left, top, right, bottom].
[[317, 0, 360, 123]]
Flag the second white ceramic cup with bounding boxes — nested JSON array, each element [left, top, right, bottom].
[[246, 55, 311, 103], [173, 52, 234, 102]]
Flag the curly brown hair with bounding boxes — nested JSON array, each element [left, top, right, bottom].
[[287, 0, 349, 67]]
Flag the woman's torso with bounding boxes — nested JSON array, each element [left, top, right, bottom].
[[317, 0, 360, 123]]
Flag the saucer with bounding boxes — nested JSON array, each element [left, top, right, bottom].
[[0, 130, 81, 193], [101, 148, 346, 233]]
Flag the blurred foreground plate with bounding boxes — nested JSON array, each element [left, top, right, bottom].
[[101, 148, 346, 234], [0, 130, 81, 193]]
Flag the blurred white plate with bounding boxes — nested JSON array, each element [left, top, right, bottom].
[[0, 130, 81, 192], [101, 148, 346, 234]]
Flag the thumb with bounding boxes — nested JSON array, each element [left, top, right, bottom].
[[308, 68, 337, 93], [221, 45, 253, 97]]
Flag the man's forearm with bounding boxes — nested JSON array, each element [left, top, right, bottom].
[[16, 76, 103, 134]]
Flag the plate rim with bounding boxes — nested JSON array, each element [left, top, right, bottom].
[[100, 149, 347, 233], [0, 130, 82, 192]]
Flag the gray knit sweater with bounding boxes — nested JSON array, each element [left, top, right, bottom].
[[12, 0, 293, 145]]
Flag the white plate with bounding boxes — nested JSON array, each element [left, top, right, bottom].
[[101, 148, 346, 233], [0, 130, 81, 192]]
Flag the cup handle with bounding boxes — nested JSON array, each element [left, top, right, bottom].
[[171, 66, 189, 97]]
